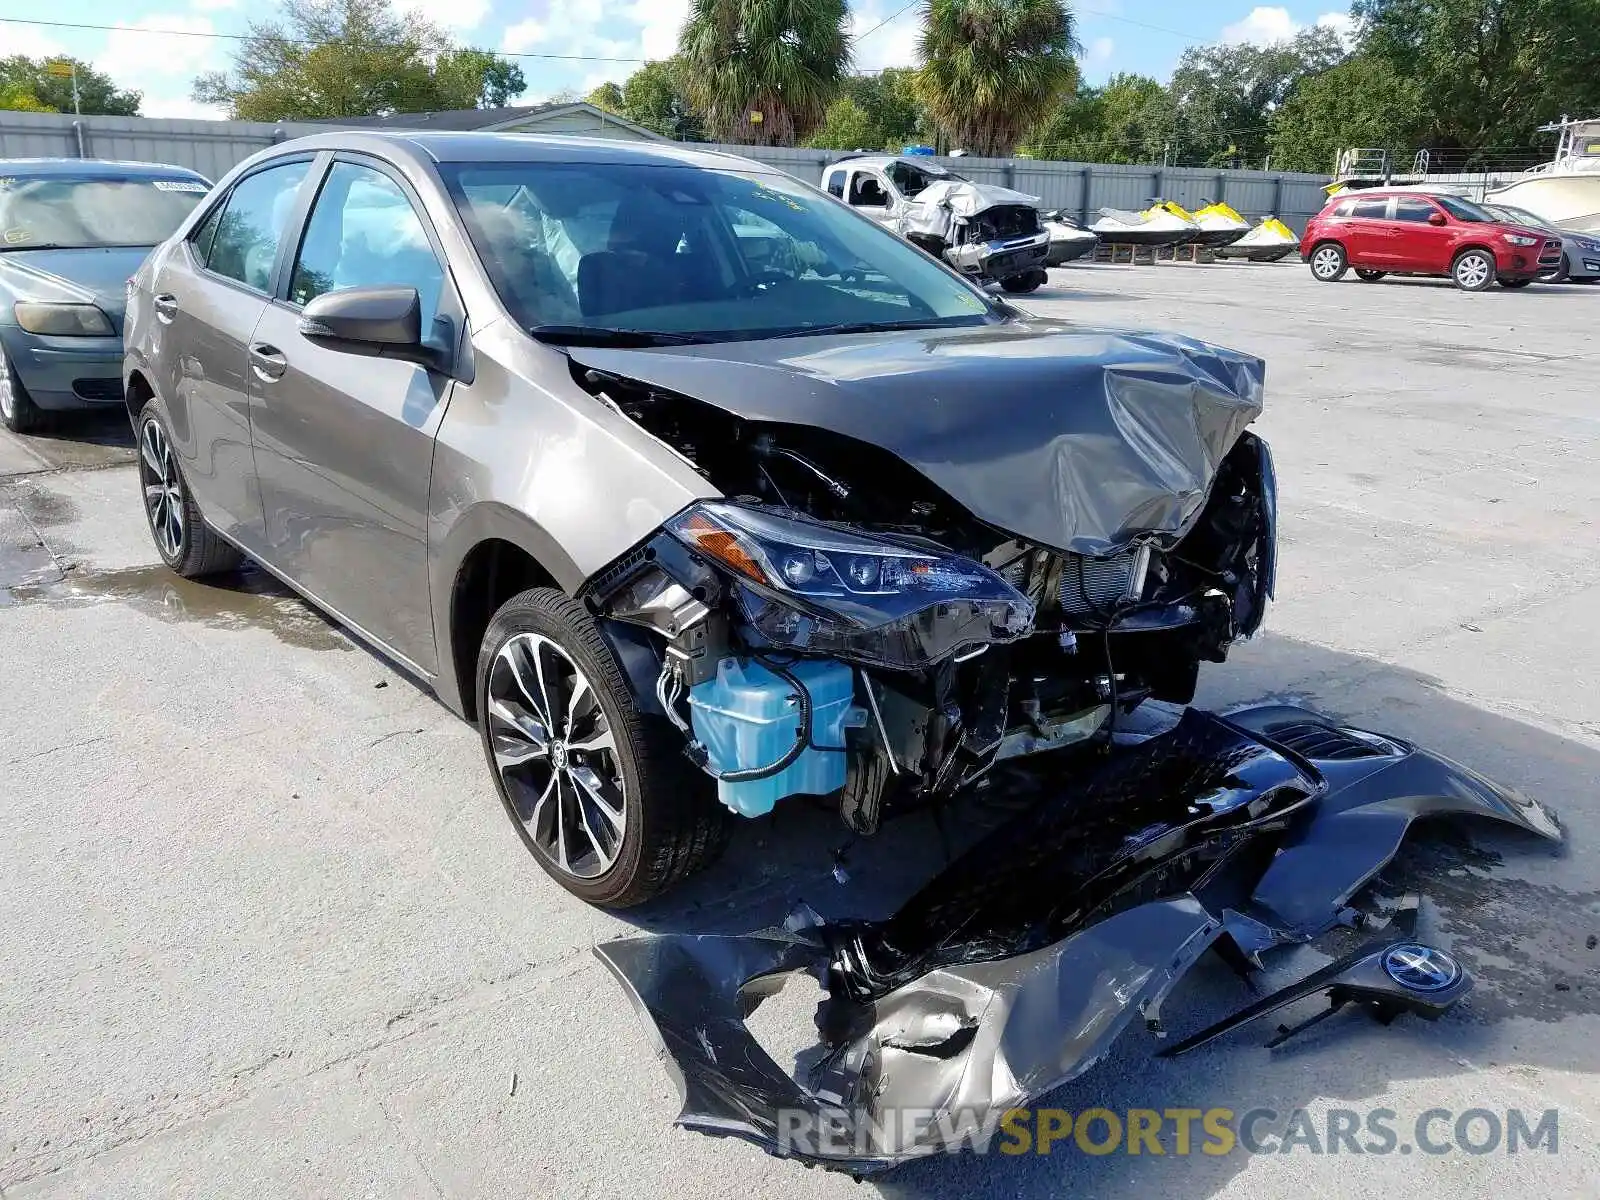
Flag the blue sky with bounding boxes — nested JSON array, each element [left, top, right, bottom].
[[0, 0, 1357, 120]]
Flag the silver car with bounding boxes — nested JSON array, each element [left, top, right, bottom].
[[125, 131, 1276, 906], [1483, 201, 1600, 281], [0, 158, 210, 432]]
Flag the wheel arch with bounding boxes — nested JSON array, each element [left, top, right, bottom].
[[124, 367, 155, 425], [432, 503, 587, 723], [1451, 243, 1496, 264]]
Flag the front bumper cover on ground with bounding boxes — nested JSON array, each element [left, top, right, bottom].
[[595, 705, 1561, 1172]]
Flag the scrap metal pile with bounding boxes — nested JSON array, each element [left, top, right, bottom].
[[596, 704, 1561, 1172]]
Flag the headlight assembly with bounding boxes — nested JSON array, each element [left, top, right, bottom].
[[666, 502, 1034, 668], [1502, 233, 1538, 247], [13, 302, 115, 336]]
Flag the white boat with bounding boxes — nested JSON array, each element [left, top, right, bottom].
[[1040, 211, 1099, 264], [1214, 216, 1300, 262], [1485, 116, 1600, 233], [1088, 205, 1198, 247]]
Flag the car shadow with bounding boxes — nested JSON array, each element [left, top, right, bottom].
[[9, 409, 136, 471], [612, 629, 1597, 1197]]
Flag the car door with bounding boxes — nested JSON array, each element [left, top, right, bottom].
[[1390, 195, 1454, 272], [147, 158, 313, 547], [846, 169, 899, 231], [1339, 195, 1392, 266], [246, 155, 461, 674]]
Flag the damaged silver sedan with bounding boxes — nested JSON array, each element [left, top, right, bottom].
[[124, 130, 1278, 907]]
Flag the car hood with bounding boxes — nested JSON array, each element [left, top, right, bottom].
[[568, 321, 1265, 555], [0, 246, 152, 329]]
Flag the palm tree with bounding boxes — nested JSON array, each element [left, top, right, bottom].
[[678, 0, 852, 145], [916, 0, 1080, 157]]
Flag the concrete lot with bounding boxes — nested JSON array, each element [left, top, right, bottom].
[[2, 262, 1597, 1198]]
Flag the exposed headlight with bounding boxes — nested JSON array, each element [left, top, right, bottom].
[[666, 501, 1035, 668], [13, 302, 115, 336], [1502, 233, 1539, 247]]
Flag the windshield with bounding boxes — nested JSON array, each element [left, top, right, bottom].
[[0, 174, 209, 250], [1433, 194, 1495, 223], [440, 161, 997, 342], [1487, 204, 1554, 231]]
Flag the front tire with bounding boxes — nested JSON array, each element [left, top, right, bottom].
[[136, 407, 241, 577], [1000, 269, 1047, 294], [1309, 243, 1347, 281], [1451, 249, 1495, 291], [476, 588, 727, 908], [0, 349, 47, 434], [1355, 269, 1386, 282]]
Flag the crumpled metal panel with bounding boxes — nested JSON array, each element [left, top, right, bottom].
[[900, 180, 1044, 241], [568, 323, 1265, 556], [595, 705, 1563, 1172]]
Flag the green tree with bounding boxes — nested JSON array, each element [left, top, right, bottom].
[[1166, 27, 1345, 166], [192, 0, 524, 120], [1022, 80, 1102, 158], [805, 96, 880, 148], [0, 57, 140, 116], [678, 0, 852, 145], [1268, 54, 1425, 172], [1354, 0, 1600, 160], [915, 0, 1080, 157], [585, 82, 626, 112], [0, 84, 54, 113]]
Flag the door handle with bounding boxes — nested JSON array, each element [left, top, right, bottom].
[[249, 342, 288, 381], [153, 293, 179, 322]]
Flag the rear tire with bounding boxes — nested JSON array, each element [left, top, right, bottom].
[[0, 350, 47, 434], [1355, 269, 1386, 282], [1309, 243, 1347, 281], [136, 406, 242, 578], [1451, 249, 1495, 291], [475, 588, 727, 908]]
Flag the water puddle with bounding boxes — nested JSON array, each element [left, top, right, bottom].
[[3, 562, 352, 651]]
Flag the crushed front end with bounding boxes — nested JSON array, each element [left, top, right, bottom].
[[576, 327, 1275, 834]]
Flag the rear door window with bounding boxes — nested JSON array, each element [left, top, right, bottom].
[[204, 160, 312, 292], [1349, 197, 1390, 220]]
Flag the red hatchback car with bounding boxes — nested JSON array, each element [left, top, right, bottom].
[[1301, 190, 1563, 291]]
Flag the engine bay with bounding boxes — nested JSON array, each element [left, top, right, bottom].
[[577, 364, 1278, 835]]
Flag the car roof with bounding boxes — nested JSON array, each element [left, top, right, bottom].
[[265, 130, 773, 172], [825, 154, 950, 171], [0, 157, 206, 179]]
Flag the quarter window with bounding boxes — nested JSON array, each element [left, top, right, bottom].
[[1393, 197, 1439, 223], [824, 168, 846, 199], [289, 162, 445, 330], [204, 160, 311, 291]]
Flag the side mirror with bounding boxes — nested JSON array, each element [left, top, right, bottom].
[[298, 286, 441, 369], [1428, 212, 1447, 226]]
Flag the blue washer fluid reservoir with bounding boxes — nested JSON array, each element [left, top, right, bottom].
[[687, 657, 863, 818]]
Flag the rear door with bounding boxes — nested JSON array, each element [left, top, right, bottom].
[[146, 158, 313, 547], [1339, 195, 1392, 266], [246, 154, 460, 673], [1390, 195, 1453, 272]]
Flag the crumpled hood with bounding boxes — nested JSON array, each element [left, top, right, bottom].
[[0, 246, 152, 330], [569, 321, 1265, 555]]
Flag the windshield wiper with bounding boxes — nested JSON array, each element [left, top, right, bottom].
[[530, 324, 707, 347], [769, 319, 969, 340]]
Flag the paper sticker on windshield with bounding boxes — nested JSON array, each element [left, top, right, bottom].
[[153, 179, 208, 193], [3, 227, 30, 245], [749, 184, 807, 213]]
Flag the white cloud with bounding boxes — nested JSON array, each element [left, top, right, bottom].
[[404, 0, 491, 32], [4, 25, 67, 60], [1087, 36, 1114, 64], [1219, 5, 1299, 44], [849, 0, 921, 73], [98, 16, 222, 84], [189, 0, 239, 10], [625, 0, 690, 61], [1219, 6, 1356, 47], [141, 96, 230, 120], [501, 18, 551, 52]]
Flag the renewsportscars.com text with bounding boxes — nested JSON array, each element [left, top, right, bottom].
[[776, 1106, 1561, 1159]]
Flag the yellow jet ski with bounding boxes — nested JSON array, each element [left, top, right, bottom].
[[1214, 215, 1300, 262]]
